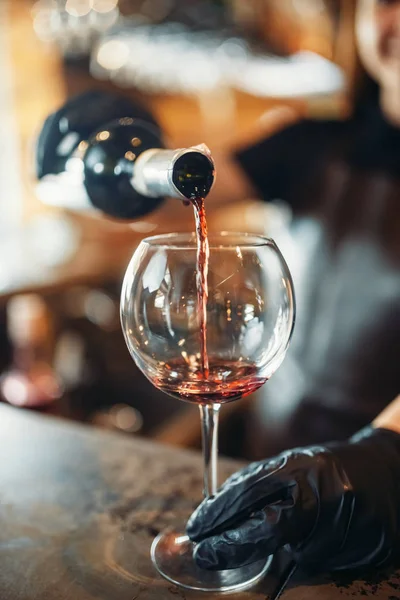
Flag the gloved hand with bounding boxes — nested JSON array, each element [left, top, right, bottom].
[[187, 427, 400, 573]]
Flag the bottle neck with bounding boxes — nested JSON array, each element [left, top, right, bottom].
[[131, 146, 215, 200]]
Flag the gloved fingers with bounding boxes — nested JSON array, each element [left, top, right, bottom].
[[193, 511, 280, 571], [220, 454, 291, 490], [220, 460, 265, 489], [187, 455, 289, 542]]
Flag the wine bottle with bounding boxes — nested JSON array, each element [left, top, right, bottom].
[[35, 90, 215, 219]]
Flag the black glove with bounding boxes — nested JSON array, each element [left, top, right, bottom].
[[187, 427, 400, 573]]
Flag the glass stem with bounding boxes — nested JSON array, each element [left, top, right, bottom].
[[199, 403, 220, 498]]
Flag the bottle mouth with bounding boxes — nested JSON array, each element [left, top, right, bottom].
[[172, 151, 215, 200]]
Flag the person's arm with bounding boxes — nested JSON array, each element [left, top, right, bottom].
[[374, 395, 400, 433], [188, 395, 400, 573]]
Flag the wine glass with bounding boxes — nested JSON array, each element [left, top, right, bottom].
[[120, 232, 295, 593]]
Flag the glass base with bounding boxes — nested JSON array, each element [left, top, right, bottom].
[[151, 529, 272, 593]]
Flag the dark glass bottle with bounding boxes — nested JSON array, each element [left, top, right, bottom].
[[35, 91, 215, 219]]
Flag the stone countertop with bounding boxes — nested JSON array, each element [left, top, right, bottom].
[[1, 404, 399, 600]]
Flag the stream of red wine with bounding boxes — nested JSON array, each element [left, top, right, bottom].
[[191, 196, 209, 379]]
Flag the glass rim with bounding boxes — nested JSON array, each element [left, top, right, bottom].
[[140, 231, 276, 250]]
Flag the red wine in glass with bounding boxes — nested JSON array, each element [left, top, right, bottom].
[[154, 358, 269, 405]]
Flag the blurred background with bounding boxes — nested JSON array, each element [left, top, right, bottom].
[[0, 0, 357, 457]]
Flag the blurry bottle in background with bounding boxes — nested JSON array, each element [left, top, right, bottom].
[[35, 90, 215, 220], [0, 295, 62, 408]]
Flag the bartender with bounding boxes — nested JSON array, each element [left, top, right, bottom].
[[188, 0, 400, 573], [214, 0, 400, 457]]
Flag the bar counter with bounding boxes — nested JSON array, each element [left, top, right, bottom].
[[1, 404, 400, 600]]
